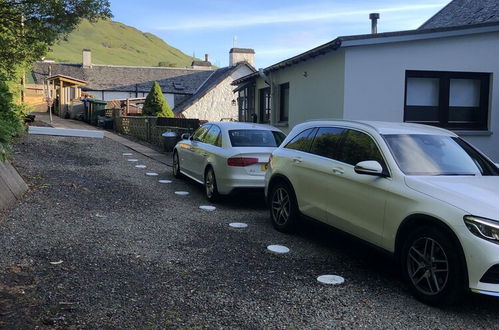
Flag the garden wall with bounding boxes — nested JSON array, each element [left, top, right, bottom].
[[0, 160, 28, 211]]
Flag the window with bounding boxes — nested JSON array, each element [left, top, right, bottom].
[[285, 128, 316, 152], [309, 127, 345, 159], [229, 130, 284, 147], [279, 83, 289, 122], [405, 71, 490, 130], [203, 125, 221, 146], [192, 125, 211, 141], [238, 86, 255, 122], [259, 87, 271, 123], [338, 130, 386, 168]]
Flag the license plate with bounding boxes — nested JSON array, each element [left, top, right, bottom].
[[261, 163, 268, 171]]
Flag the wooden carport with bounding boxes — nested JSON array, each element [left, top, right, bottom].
[[46, 75, 87, 118]]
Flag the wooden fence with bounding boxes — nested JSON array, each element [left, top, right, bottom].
[[114, 116, 199, 149]]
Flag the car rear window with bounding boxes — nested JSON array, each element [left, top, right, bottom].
[[229, 130, 285, 147]]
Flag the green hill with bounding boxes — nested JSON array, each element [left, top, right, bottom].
[[47, 19, 197, 67]]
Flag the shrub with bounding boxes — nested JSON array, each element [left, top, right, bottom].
[[142, 82, 174, 117]]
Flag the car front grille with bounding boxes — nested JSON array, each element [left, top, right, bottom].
[[480, 264, 499, 284]]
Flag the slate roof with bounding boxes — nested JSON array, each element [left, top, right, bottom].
[[31, 62, 213, 94], [420, 0, 499, 29], [174, 62, 254, 114]]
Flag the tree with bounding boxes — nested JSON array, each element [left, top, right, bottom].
[[0, 0, 112, 80], [142, 82, 174, 117]]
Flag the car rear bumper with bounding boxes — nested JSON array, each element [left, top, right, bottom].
[[217, 175, 266, 195]]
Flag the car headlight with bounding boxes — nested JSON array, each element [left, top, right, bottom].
[[464, 215, 499, 244]]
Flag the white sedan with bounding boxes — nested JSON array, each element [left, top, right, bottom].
[[265, 120, 499, 305], [172, 122, 285, 202]]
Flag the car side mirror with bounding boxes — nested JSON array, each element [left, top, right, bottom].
[[181, 133, 190, 140], [354, 160, 385, 177]]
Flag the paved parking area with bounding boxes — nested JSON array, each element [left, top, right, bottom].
[[1, 134, 499, 328]]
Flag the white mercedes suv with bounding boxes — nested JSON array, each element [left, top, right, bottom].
[[265, 120, 499, 305]]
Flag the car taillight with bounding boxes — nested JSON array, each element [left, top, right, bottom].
[[227, 157, 259, 167]]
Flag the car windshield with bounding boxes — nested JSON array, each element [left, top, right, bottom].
[[383, 134, 499, 176], [229, 129, 285, 147]]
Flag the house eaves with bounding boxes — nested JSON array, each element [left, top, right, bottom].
[[233, 21, 499, 86]]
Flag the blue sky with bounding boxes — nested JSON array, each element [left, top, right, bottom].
[[110, 0, 449, 68]]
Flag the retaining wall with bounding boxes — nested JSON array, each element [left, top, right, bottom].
[[0, 160, 28, 211]]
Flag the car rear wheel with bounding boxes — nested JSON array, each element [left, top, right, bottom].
[[204, 167, 220, 202], [172, 151, 181, 178], [401, 226, 464, 305], [269, 181, 299, 233]]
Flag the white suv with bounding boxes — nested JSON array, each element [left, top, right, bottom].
[[265, 120, 499, 305]]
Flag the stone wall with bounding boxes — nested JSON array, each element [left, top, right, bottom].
[[0, 161, 28, 211], [181, 75, 238, 122]]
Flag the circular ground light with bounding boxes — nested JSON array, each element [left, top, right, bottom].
[[146, 172, 159, 176], [267, 245, 290, 254], [229, 222, 248, 228], [317, 275, 345, 285], [123, 153, 133, 156], [127, 159, 139, 162], [158, 180, 172, 184], [135, 165, 146, 168], [199, 205, 216, 211], [175, 191, 189, 196]]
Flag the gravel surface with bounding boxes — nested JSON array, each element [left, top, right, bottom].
[[1, 134, 499, 328]]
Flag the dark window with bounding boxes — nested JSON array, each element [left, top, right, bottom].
[[238, 86, 256, 122], [405, 70, 490, 130], [203, 125, 221, 146], [309, 127, 345, 159], [192, 125, 211, 141], [259, 87, 271, 123], [339, 130, 386, 167], [279, 83, 289, 122], [229, 129, 284, 147], [285, 128, 316, 152]]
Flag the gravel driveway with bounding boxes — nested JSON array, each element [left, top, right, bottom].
[[1, 134, 499, 328]]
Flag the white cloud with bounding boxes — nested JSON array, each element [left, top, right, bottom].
[[157, 2, 447, 31]]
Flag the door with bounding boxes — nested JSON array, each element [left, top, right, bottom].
[[190, 125, 222, 180], [181, 125, 211, 177], [259, 88, 271, 124], [324, 129, 390, 245]]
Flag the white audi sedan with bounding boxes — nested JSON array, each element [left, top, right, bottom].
[[173, 122, 285, 202], [265, 120, 499, 305]]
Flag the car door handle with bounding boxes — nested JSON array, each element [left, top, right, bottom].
[[202, 152, 208, 157], [332, 167, 344, 175], [293, 157, 302, 164]]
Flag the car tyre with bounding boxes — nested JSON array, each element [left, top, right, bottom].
[[269, 181, 299, 233], [401, 225, 465, 305], [204, 167, 220, 203], [172, 151, 182, 178]]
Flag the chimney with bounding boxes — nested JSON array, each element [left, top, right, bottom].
[[205, 54, 209, 62], [369, 13, 380, 34], [82, 49, 92, 68], [229, 48, 255, 67]]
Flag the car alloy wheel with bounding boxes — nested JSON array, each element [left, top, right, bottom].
[[172, 152, 181, 178], [204, 167, 220, 202], [407, 237, 449, 296], [270, 182, 298, 233], [401, 226, 464, 305]]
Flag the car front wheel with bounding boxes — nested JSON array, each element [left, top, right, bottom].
[[269, 181, 299, 233], [401, 226, 465, 305], [172, 151, 181, 178]]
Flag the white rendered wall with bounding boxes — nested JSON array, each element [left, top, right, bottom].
[[343, 32, 499, 160]]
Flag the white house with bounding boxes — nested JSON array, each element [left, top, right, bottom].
[[233, 1, 499, 160]]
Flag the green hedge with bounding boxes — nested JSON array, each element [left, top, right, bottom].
[[0, 107, 25, 161]]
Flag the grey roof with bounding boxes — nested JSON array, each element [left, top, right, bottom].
[[230, 48, 255, 54], [31, 62, 214, 94], [191, 60, 212, 67], [420, 0, 499, 29], [233, 21, 499, 85], [174, 62, 254, 114]]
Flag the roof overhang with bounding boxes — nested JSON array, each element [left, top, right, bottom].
[[47, 74, 87, 86]]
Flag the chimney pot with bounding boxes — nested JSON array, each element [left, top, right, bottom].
[[205, 54, 209, 62], [369, 13, 380, 34]]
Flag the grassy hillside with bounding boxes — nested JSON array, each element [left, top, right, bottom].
[[47, 19, 196, 67]]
